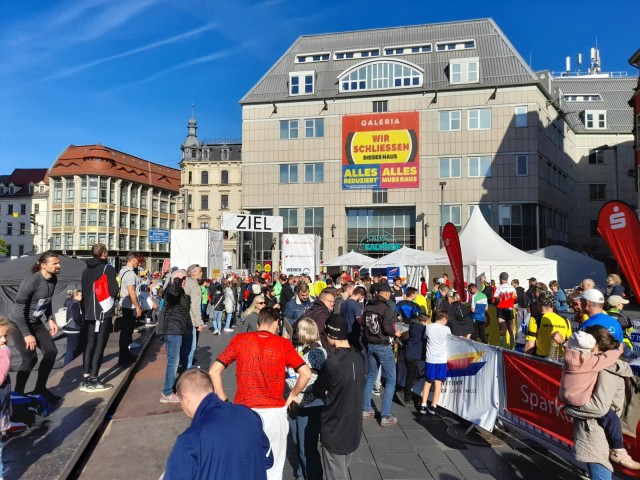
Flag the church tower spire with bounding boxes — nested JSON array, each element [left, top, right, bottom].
[[181, 103, 201, 161]]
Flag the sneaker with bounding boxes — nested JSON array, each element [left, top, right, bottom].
[[213, 330, 220, 335], [381, 415, 398, 427], [419, 404, 428, 415], [427, 405, 437, 415], [395, 392, 408, 407], [160, 393, 180, 403], [223, 328, 234, 332], [80, 381, 113, 393], [362, 409, 375, 419], [610, 449, 640, 470], [373, 387, 381, 396], [6, 422, 28, 434]]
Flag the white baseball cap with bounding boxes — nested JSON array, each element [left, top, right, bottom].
[[607, 295, 629, 306], [580, 289, 604, 304]]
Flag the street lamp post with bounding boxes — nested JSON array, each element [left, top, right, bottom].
[[182, 189, 189, 229], [439, 181, 446, 248]]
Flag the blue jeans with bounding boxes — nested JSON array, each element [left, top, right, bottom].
[[180, 326, 196, 370], [225, 311, 233, 329], [163, 335, 183, 395], [64, 332, 81, 366], [289, 405, 323, 480], [212, 311, 223, 332], [588, 463, 612, 480], [362, 343, 396, 417]]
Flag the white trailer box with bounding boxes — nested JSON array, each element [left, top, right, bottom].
[[170, 229, 224, 278]]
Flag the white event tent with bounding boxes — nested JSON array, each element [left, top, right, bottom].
[[322, 250, 375, 267], [530, 245, 607, 289], [364, 246, 447, 288], [430, 208, 558, 284]]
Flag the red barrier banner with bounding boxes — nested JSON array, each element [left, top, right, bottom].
[[442, 223, 464, 298], [502, 351, 574, 445], [598, 201, 640, 299]]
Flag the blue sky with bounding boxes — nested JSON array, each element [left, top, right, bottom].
[[0, 0, 637, 170]]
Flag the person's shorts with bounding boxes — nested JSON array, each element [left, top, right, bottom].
[[497, 308, 514, 323], [425, 362, 447, 382]]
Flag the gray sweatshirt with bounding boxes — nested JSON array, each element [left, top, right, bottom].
[[9, 271, 57, 336]]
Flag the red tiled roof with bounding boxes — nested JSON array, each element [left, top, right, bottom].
[[0, 169, 48, 186], [48, 145, 180, 191]]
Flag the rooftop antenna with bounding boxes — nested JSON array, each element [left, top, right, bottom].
[[589, 43, 601, 75], [564, 56, 571, 76], [577, 52, 582, 76]]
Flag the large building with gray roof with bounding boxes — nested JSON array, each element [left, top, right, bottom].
[[238, 18, 636, 271]]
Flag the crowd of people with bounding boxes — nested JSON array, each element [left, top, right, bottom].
[[0, 245, 637, 480]]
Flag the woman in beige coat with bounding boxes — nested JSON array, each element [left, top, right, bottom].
[[564, 326, 633, 480]]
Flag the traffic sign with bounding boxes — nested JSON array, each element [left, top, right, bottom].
[[149, 229, 170, 244]]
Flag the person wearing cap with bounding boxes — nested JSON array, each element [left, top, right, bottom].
[[391, 277, 405, 304], [525, 277, 537, 304], [524, 290, 571, 360], [493, 272, 517, 348], [580, 289, 623, 343], [361, 282, 402, 427], [606, 295, 632, 356], [313, 314, 365, 480]]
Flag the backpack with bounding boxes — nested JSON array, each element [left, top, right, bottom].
[[54, 307, 68, 327]]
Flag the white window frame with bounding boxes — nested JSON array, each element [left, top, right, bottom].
[[436, 39, 476, 51], [295, 52, 330, 64], [383, 43, 432, 56], [439, 157, 461, 178], [516, 155, 529, 176], [468, 108, 491, 130], [279, 164, 298, 184], [584, 110, 607, 129], [289, 71, 315, 96], [304, 163, 324, 183], [305, 118, 324, 138], [439, 110, 461, 131], [440, 204, 462, 226], [338, 59, 423, 93], [468, 156, 492, 177], [515, 106, 528, 127], [280, 119, 299, 139], [334, 49, 380, 60], [449, 57, 479, 84]]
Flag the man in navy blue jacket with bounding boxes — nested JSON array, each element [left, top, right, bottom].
[[164, 368, 273, 480]]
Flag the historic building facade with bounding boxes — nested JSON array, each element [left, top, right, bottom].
[[239, 19, 636, 269], [0, 169, 48, 260], [47, 145, 180, 269], [179, 117, 242, 269]]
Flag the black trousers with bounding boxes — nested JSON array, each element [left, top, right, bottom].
[[404, 357, 420, 399], [83, 317, 113, 378], [474, 321, 488, 344], [11, 321, 58, 394], [119, 309, 136, 360]]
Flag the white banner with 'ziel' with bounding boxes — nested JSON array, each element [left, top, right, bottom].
[[412, 337, 500, 432]]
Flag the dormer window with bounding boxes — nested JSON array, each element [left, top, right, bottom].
[[449, 57, 479, 84], [221, 148, 230, 161], [338, 59, 423, 92], [584, 110, 607, 129], [289, 71, 315, 96]]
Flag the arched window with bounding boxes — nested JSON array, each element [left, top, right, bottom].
[[221, 148, 229, 161], [201, 171, 208, 185], [191, 149, 197, 159], [188, 172, 192, 184], [203, 150, 209, 159], [338, 59, 423, 93], [221, 170, 229, 184]]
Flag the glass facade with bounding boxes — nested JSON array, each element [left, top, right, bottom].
[[346, 207, 416, 258]]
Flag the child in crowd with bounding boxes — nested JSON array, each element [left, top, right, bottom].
[[63, 289, 84, 366], [402, 313, 429, 405], [419, 311, 451, 415], [0, 317, 12, 479], [559, 329, 640, 469]]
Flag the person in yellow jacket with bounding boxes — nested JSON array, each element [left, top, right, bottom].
[[313, 274, 327, 298]]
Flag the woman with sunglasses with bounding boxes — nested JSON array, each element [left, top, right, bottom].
[[240, 295, 266, 333]]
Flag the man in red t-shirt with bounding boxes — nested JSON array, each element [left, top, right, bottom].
[[210, 307, 311, 480]]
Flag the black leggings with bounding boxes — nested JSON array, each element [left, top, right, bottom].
[[11, 322, 58, 394], [83, 318, 112, 378], [119, 309, 136, 360]]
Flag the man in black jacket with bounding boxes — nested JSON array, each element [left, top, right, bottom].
[[80, 244, 119, 392], [160, 269, 191, 403], [279, 275, 296, 309], [306, 290, 335, 351], [361, 283, 401, 427]]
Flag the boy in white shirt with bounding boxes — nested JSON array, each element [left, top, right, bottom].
[[419, 311, 451, 415]]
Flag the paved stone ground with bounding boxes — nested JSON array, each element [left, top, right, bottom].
[[77, 325, 583, 480]]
